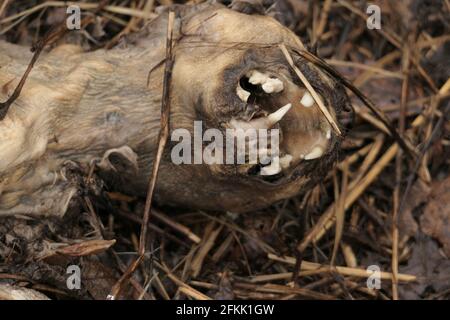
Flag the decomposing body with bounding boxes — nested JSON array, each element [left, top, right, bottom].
[[0, 2, 349, 216]]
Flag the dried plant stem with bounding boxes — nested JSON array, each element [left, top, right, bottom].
[[295, 49, 417, 157], [298, 143, 398, 252], [279, 44, 342, 136], [153, 210, 201, 244], [0, 2, 105, 120], [191, 224, 223, 277], [155, 261, 212, 300], [297, 108, 431, 254], [354, 51, 402, 87], [0, 1, 156, 25], [330, 160, 348, 265], [336, 0, 438, 92], [0, 0, 10, 18], [268, 254, 417, 282], [314, 0, 333, 45], [326, 59, 403, 79], [109, 11, 175, 299], [392, 44, 411, 300], [0, 22, 70, 120], [239, 283, 335, 300]]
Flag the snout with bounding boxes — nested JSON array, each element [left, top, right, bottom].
[[223, 51, 342, 180]]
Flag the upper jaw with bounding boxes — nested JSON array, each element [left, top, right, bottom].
[[225, 67, 338, 180]]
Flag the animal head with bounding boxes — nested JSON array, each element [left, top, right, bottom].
[[168, 4, 349, 187]]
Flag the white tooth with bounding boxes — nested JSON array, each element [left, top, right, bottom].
[[260, 157, 281, 176], [262, 78, 284, 94], [230, 103, 292, 131], [300, 91, 315, 107], [280, 154, 293, 169], [304, 146, 324, 160], [248, 70, 268, 85], [267, 103, 292, 124], [326, 129, 331, 139], [262, 83, 274, 93], [236, 84, 250, 102]]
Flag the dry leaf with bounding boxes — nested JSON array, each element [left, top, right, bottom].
[[399, 236, 450, 299], [399, 179, 431, 236], [81, 258, 120, 300], [55, 239, 116, 257], [420, 177, 450, 256]]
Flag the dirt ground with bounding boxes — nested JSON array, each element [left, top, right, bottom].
[[0, 0, 449, 300]]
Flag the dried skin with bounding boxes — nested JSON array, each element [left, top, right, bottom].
[[0, 3, 349, 216]]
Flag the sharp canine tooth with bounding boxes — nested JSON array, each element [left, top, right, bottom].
[[236, 84, 250, 102], [262, 78, 284, 94], [304, 146, 324, 160], [267, 103, 292, 124], [300, 92, 314, 107], [326, 129, 331, 139], [260, 157, 281, 176]]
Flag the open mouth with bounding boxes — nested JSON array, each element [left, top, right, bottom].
[[229, 69, 335, 178]]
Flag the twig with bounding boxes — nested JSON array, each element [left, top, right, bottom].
[[268, 254, 417, 282], [292, 48, 417, 158], [0, 21, 68, 120], [212, 232, 234, 262], [0, 0, 11, 18], [108, 11, 175, 299], [279, 44, 342, 136], [152, 209, 201, 244], [155, 261, 211, 300], [336, 0, 438, 92], [116, 210, 192, 248], [330, 160, 348, 265], [297, 109, 431, 253], [191, 224, 223, 277], [236, 282, 336, 300], [313, 0, 333, 46], [140, 10, 175, 254], [392, 40, 412, 300], [297, 143, 398, 253], [399, 79, 450, 213], [326, 59, 403, 79], [0, 3, 101, 120], [0, 45, 41, 120], [0, 1, 156, 25], [199, 212, 276, 254]]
